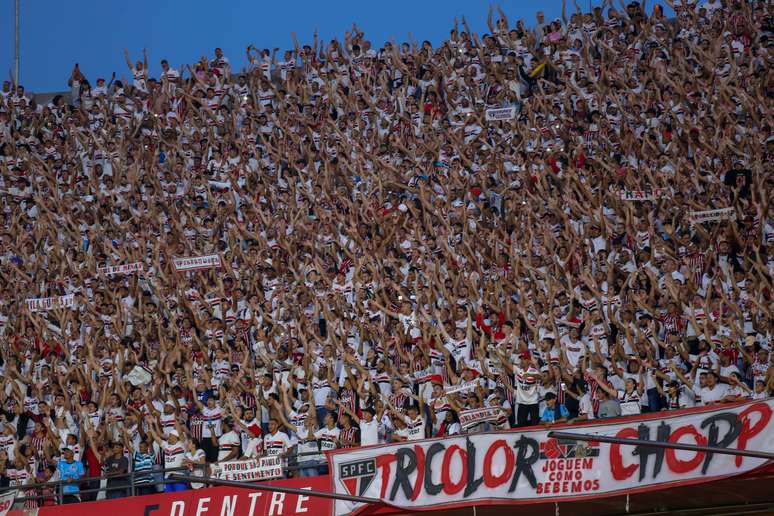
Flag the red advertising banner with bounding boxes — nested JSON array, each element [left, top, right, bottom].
[[26, 476, 331, 516]]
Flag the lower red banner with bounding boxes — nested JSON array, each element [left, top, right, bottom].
[[12, 475, 332, 516]]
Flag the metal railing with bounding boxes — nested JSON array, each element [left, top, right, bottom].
[[0, 451, 328, 507]]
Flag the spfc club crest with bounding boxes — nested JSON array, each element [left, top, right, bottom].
[[540, 437, 600, 459], [339, 458, 377, 497]]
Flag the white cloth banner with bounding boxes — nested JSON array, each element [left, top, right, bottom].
[[0, 490, 15, 516], [126, 365, 153, 386], [209, 457, 282, 482], [330, 398, 774, 516], [689, 207, 736, 225], [173, 254, 222, 272], [485, 106, 517, 121], [26, 294, 75, 312], [98, 262, 144, 276], [619, 189, 666, 201], [443, 380, 479, 395], [459, 407, 501, 430]]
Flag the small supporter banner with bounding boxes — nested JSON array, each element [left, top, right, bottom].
[[458, 407, 501, 430], [26, 294, 75, 312], [443, 380, 479, 395], [98, 262, 144, 276], [414, 367, 437, 384], [485, 106, 517, 121], [173, 254, 222, 272], [330, 398, 774, 516], [209, 457, 282, 482], [619, 189, 666, 201], [689, 207, 736, 225]]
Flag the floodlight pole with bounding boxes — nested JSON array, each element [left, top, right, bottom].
[[14, 0, 20, 87]]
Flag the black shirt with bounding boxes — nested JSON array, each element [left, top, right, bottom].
[[104, 455, 129, 486]]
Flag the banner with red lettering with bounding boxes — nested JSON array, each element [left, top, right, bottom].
[[329, 399, 774, 516], [459, 408, 501, 430], [210, 456, 283, 481], [98, 261, 144, 276], [0, 490, 16, 516], [25, 294, 75, 312]]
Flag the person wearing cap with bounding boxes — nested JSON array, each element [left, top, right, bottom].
[[240, 424, 264, 460], [147, 420, 188, 492], [540, 392, 569, 424], [57, 447, 85, 504]]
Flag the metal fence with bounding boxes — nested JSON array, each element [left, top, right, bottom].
[[0, 451, 327, 507]]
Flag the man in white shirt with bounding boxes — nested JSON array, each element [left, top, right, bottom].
[[263, 418, 291, 467], [314, 412, 341, 473], [216, 419, 241, 462], [338, 403, 381, 445], [358, 408, 380, 445], [514, 353, 541, 427], [148, 428, 187, 493], [694, 372, 729, 405]]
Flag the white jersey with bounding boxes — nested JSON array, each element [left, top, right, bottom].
[[403, 415, 426, 441]]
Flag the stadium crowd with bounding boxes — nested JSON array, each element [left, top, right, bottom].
[[0, 0, 773, 505]]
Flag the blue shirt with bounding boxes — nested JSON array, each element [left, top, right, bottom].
[[133, 452, 156, 484], [58, 459, 85, 494], [540, 404, 569, 423]]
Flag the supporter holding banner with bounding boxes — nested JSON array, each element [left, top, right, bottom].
[[210, 457, 283, 482], [25, 294, 75, 312], [485, 106, 517, 121], [688, 208, 736, 225], [173, 254, 222, 272], [443, 380, 479, 395], [458, 407, 501, 430], [97, 262, 144, 276], [619, 189, 666, 201]]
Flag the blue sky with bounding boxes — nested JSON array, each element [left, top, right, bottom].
[[1, 0, 655, 93]]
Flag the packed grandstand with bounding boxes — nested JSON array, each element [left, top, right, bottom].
[[0, 0, 772, 510]]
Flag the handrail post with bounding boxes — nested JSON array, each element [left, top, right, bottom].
[[129, 469, 135, 498]]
